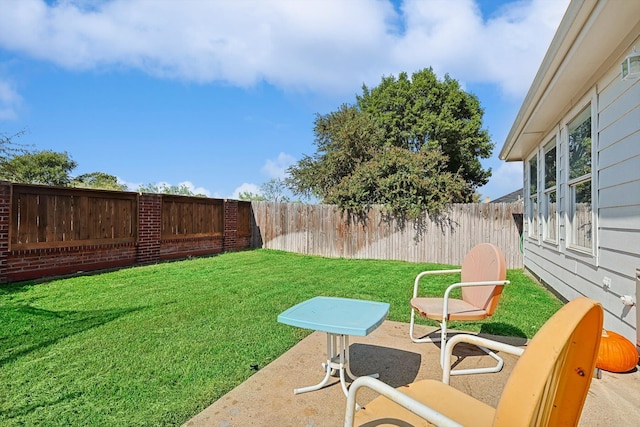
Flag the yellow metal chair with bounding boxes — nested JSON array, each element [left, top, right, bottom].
[[345, 297, 603, 427], [409, 243, 509, 374]]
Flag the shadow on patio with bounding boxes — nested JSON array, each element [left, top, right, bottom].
[[184, 321, 640, 427]]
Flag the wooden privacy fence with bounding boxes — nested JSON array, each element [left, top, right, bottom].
[[161, 195, 224, 237], [1, 183, 251, 282], [11, 185, 137, 249], [251, 201, 524, 268]]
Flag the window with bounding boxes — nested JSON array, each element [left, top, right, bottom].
[[567, 106, 592, 251], [527, 154, 538, 239], [543, 140, 557, 242]]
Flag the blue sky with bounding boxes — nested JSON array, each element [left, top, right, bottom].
[[0, 0, 569, 200]]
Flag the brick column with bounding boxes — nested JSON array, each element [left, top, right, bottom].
[[0, 182, 10, 283], [223, 199, 238, 252], [137, 194, 162, 264]]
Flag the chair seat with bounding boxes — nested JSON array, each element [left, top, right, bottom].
[[411, 297, 488, 321], [354, 379, 496, 427]]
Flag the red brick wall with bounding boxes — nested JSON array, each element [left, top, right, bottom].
[[5, 244, 137, 282], [160, 236, 223, 260], [223, 200, 238, 252], [137, 194, 162, 265], [0, 184, 11, 280], [0, 183, 252, 283], [236, 234, 252, 249]]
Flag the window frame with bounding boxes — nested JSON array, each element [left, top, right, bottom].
[[526, 152, 539, 241], [564, 101, 595, 255], [542, 137, 558, 244]]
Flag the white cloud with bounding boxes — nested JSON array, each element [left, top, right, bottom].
[[477, 161, 523, 200], [492, 161, 523, 187], [121, 180, 141, 192], [230, 182, 261, 199], [177, 180, 211, 197], [393, 0, 568, 97], [261, 152, 296, 180], [0, 0, 569, 98], [0, 78, 22, 120]]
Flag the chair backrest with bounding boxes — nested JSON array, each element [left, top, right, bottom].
[[460, 243, 507, 315], [494, 297, 603, 427]]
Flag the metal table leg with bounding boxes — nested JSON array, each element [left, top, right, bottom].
[[294, 333, 379, 397]]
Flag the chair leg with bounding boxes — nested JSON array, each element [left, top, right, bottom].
[[448, 345, 504, 377], [439, 320, 448, 368], [441, 320, 504, 376], [411, 311, 505, 376], [409, 309, 443, 343]]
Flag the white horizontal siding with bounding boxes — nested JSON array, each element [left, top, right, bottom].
[[598, 153, 640, 189], [599, 248, 640, 282], [597, 69, 624, 111], [598, 79, 640, 135], [522, 50, 640, 344], [599, 205, 640, 230], [599, 229, 638, 255], [599, 125, 640, 169], [525, 242, 636, 338], [593, 57, 640, 341], [598, 179, 640, 209]]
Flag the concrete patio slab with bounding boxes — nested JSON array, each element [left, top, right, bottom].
[[184, 320, 640, 427]]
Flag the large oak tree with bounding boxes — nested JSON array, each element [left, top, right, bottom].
[[287, 69, 492, 218]]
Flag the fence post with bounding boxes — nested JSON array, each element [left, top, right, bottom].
[[137, 194, 162, 264], [0, 182, 10, 283], [224, 199, 238, 252]]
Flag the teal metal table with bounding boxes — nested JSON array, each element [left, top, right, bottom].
[[278, 296, 390, 397]]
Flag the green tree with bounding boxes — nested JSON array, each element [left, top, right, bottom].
[[238, 191, 267, 201], [357, 68, 493, 199], [0, 150, 77, 186], [0, 130, 28, 162], [260, 178, 291, 203], [238, 179, 292, 202], [330, 145, 465, 219], [287, 100, 468, 219], [70, 172, 128, 191], [138, 182, 204, 196], [287, 104, 383, 200]]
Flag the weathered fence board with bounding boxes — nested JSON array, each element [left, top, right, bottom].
[[251, 201, 524, 268]]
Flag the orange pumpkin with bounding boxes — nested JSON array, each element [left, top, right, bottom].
[[596, 330, 639, 373]]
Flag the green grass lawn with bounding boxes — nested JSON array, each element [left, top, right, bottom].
[[0, 249, 562, 426]]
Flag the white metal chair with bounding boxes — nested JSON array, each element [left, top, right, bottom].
[[409, 243, 509, 375]]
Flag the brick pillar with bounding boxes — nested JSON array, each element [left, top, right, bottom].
[[0, 182, 10, 283], [223, 199, 238, 252], [137, 194, 162, 264]]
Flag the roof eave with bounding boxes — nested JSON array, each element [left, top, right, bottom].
[[499, 0, 640, 161]]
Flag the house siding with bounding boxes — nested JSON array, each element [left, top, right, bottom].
[[524, 45, 640, 345]]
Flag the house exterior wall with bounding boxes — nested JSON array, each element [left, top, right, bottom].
[[523, 39, 640, 345]]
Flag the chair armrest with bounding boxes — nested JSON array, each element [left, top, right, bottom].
[[441, 334, 525, 384], [344, 376, 463, 427], [441, 280, 510, 319], [413, 269, 462, 298]]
